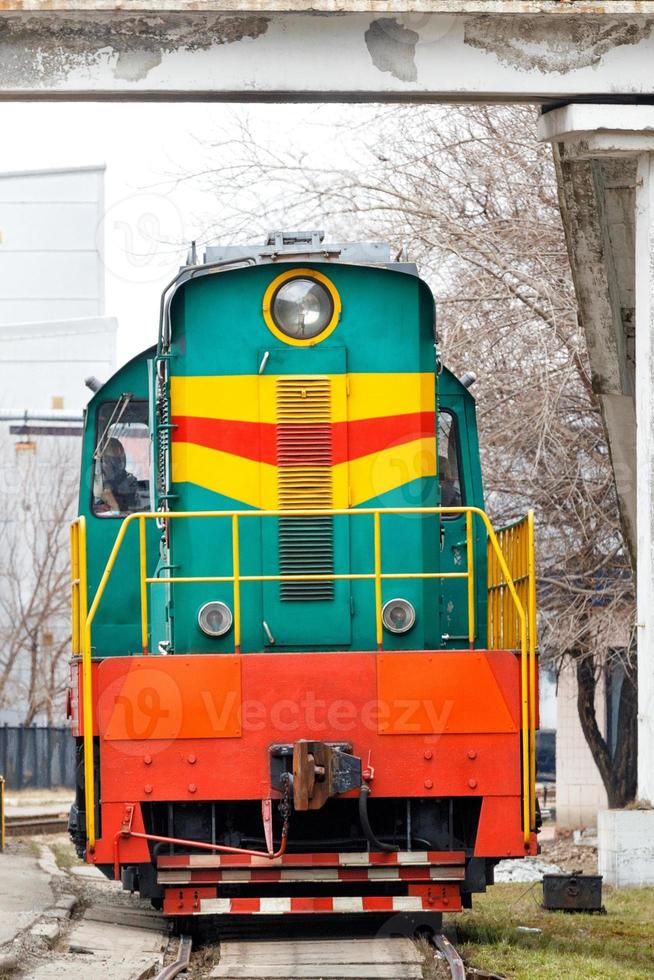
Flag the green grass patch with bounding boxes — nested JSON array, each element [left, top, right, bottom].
[[50, 840, 82, 872], [449, 883, 654, 979], [24, 839, 41, 859]]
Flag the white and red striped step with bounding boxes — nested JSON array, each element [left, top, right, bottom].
[[157, 850, 465, 885], [157, 850, 465, 870], [159, 850, 465, 915], [163, 890, 461, 916]]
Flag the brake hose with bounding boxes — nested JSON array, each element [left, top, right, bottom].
[[358, 784, 399, 853]]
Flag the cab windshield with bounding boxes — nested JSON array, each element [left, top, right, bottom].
[[92, 399, 150, 517]]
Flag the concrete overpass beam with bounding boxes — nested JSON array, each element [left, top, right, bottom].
[[1, 8, 654, 100]]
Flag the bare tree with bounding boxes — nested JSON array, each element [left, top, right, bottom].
[[189, 104, 636, 806], [0, 432, 79, 724]]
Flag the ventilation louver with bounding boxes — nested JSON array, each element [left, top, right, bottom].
[[276, 377, 334, 601]]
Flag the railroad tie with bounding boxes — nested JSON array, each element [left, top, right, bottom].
[[210, 937, 423, 979]]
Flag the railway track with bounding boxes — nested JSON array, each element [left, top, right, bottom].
[[19, 890, 469, 979], [5, 813, 68, 836], [153, 929, 468, 979]]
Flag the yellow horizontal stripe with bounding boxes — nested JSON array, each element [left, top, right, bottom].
[[172, 437, 436, 510], [171, 372, 435, 425], [347, 437, 437, 507], [171, 375, 260, 424], [348, 372, 435, 422], [172, 442, 268, 510]]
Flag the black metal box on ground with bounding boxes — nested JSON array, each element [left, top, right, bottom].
[[542, 874, 603, 912]]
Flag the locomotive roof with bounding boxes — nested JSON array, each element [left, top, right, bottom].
[[202, 230, 419, 276], [160, 231, 424, 351]]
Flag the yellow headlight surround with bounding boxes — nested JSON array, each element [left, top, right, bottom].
[[262, 268, 341, 347]]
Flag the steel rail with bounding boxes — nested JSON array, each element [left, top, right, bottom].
[[5, 814, 68, 836], [432, 933, 466, 979], [154, 934, 192, 980]]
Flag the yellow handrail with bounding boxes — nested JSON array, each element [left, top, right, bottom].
[[71, 523, 79, 656], [466, 509, 475, 649], [139, 517, 148, 655], [528, 511, 538, 827], [0, 775, 5, 852], [75, 505, 536, 851], [373, 511, 383, 649], [71, 517, 93, 849], [487, 511, 537, 831], [232, 514, 241, 653], [70, 517, 87, 657]]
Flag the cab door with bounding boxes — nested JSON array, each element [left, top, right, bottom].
[[437, 389, 486, 649], [258, 346, 352, 648]]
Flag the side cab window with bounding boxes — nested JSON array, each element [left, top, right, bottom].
[[438, 409, 463, 511], [437, 368, 486, 647], [92, 399, 150, 517]]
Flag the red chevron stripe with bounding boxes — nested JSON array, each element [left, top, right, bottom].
[[172, 412, 435, 466], [348, 411, 435, 460]]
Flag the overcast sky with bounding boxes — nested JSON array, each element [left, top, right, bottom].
[[0, 102, 355, 365]]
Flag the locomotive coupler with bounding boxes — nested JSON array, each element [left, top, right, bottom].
[[269, 740, 361, 811]]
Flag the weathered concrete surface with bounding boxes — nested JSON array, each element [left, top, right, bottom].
[[1, 2, 653, 12], [212, 939, 423, 979], [538, 105, 654, 576], [634, 148, 654, 808], [599, 809, 654, 886], [541, 107, 654, 884], [24, 903, 167, 980], [69, 862, 123, 890], [1, 10, 654, 99], [548, 143, 638, 568], [0, 848, 54, 945]]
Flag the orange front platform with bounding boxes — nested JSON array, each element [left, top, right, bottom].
[[78, 650, 535, 869]]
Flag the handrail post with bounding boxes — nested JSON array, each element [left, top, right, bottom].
[[519, 616, 530, 843], [0, 775, 4, 852], [82, 615, 95, 852], [232, 514, 241, 654], [71, 523, 79, 656], [81, 513, 132, 855], [139, 517, 149, 655], [80, 515, 93, 851], [78, 518, 88, 646], [75, 516, 94, 852], [466, 510, 475, 650], [482, 514, 531, 847], [527, 510, 537, 829], [373, 511, 382, 651]]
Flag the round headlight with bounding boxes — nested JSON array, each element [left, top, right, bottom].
[[271, 277, 334, 340], [198, 601, 233, 638], [382, 598, 416, 635]]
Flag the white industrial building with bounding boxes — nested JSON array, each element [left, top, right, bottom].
[[0, 164, 117, 724], [0, 164, 116, 416]]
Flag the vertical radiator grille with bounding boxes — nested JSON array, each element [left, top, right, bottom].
[[276, 378, 334, 601]]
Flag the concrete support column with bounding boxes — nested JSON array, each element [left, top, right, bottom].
[[539, 106, 654, 882], [635, 151, 654, 803]]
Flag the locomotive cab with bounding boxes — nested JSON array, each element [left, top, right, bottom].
[[69, 231, 538, 923]]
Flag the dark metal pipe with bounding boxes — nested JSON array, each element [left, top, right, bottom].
[[358, 784, 398, 853]]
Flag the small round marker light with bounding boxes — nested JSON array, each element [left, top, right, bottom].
[[382, 598, 416, 635], [198, 601, 233, 638]]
